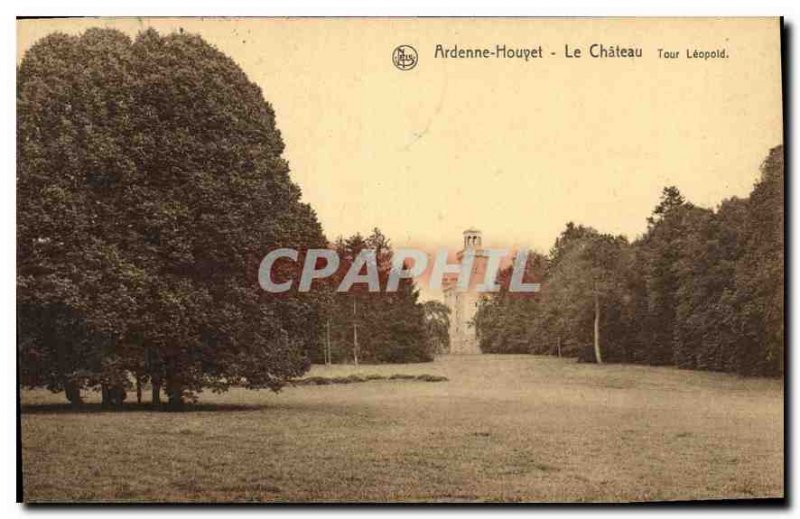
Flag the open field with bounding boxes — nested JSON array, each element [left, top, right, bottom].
[[20, 354, 783, 503]]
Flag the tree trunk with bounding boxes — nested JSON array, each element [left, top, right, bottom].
[[101, 384, 126, 408], [325, 318, 332, 366], [57, 340, 81, 406], [166, 386, 184, 411], [165, 368, 184, 411], [136, 376, 142, 404], [594, 291, 603, 364], [146, 348, 163, 407], [352, 298, 359, 366], [151, 378, 162, 406], [353, 323, 359, 366], [64, 379, 82, 406], [101, 384, 110, 408]]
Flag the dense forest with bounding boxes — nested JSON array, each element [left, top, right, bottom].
[[474, 145, 784, 377]]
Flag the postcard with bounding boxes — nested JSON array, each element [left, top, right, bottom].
[[17, 17, 784, 503]]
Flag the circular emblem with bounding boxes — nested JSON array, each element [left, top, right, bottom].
[[392, 45, 418, 71]]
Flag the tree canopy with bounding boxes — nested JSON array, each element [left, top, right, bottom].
[[475, 146, 784, 377]]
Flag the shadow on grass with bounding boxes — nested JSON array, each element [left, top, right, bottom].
[[20, 401, 270, 415], [20, 375, 449, 416], [20, 397, 383, 416]]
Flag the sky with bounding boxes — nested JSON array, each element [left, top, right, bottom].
[[17, 18, 783, 298]]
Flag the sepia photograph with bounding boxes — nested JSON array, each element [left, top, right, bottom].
[[15, 16, 785, 504]]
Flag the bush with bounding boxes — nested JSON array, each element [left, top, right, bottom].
[[293, 373, 448, 385]]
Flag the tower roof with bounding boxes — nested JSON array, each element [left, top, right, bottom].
[[463, 227, 481, 234]]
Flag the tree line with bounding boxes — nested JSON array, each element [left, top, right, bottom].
[[17, 28, 446, 409], [474, 145, 784, 377], [309, 228, 448, 366]]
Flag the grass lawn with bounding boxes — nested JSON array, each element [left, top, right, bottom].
[[20, 354, 784, 503]]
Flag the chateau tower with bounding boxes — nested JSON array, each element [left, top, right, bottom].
[[442, 228, 488, 354], [463, 228, 482, 249]]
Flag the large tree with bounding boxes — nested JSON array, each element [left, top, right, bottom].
[[543, 228, 630, 363], [18, 28, 328, 407], [637, 187, 690, 365], [730, 145, 784, 375]]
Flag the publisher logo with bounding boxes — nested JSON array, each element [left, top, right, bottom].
[[392, 45, 418, 71]]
